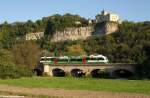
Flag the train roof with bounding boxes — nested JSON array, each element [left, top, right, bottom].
[[89, 55, 106, 58], [58, 56, 69, 59], [40, 54, 107, 59], [41, 56, 54, 59]]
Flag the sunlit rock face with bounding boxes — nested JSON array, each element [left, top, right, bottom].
[[51, 27, 93, 42], [93, 22, 119, 35], [51, 22, 119, 42]]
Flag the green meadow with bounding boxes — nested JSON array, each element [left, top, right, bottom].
[[0, 77, 150, 94]]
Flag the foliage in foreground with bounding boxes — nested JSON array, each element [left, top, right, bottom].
[[135, 44, 150, 79], [12, 41, 41, 69], [0, 65, 33, 79], [0, 49, 33, 79]]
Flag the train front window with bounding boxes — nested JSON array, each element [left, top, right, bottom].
[[97, 57, 104, 60], [89, 57, 104, 60]]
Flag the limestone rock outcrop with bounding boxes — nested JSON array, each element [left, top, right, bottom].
[[51, 27, 93, 42], [51, 22, 119, 42], [93, 22, 119, 35]]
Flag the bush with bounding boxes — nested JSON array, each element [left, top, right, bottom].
[[0, 65, 33, 79], [135, 61, 150, 79], [0, 49, 33, 79], [0, 65, 20, 79], [18, 66, 33, 77]]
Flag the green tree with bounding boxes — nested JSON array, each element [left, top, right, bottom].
[[0, 49, 14, 66], [65, 44, 86, 56], [12, 41, 41, 69], [0, 49, 33, 79], [135, 43, 150, 79]]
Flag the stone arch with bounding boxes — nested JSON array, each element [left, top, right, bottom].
[[71, 68, 85, 77], [34, 63, 44, 76], [91, 69, 110, 78], [112, 69, 133, 78], [91, 69, 101, 78], [34, 68, 43, 76], [52, 68, 66, 77]]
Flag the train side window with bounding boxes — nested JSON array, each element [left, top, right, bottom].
[[86, 57, 90, 60], [91, 58, 95, 60], [58, 59, 69, 62], [77, 58, 82, 62]]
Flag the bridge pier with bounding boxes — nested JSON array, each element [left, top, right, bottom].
[[43, 65, 51, 76]]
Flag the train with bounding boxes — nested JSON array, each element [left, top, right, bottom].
[[40, 54, 109, 64]]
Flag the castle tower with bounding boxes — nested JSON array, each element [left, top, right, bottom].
[[101, 10, 108, 15]]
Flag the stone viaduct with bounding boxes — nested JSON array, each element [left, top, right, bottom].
[[42, 63, 135, 78]]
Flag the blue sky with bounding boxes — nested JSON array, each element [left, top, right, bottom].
[[0, 0, 149, 23]]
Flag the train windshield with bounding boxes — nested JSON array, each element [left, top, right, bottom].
[[90, 57, 105, 60], [40, 57, 54, 63]]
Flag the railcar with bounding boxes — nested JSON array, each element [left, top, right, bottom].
[[40, 54, 108, 64]]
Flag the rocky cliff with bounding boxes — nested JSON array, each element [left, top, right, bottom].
[[51, 27, 93, 42], [51, 22, 119, 42], [93, 22, 119, 35]]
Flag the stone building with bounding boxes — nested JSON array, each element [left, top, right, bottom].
[[25, 32, 44, 40], [95, 10, 120, 23]]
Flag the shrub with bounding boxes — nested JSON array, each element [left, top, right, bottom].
[[0, 65, 20, 79], [135, 61, 150, 79], [0, 49, 33, 79], [17, 66, 33, 77], [0, 65, 33, 79]]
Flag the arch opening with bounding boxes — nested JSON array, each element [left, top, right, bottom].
[[34, 68, 43, 76], [71, 69, 84, 77], [91, 69, 101, 78], [91, 69, 110, 78], [52, 68, 65, 77], [34, 63, 44, 76], [113, 69, 133, 78]]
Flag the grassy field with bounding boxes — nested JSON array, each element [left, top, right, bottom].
[[0, 77, 150, 95]]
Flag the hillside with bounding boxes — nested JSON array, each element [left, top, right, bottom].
[[0, 14, 150, 78], [42, 21, 150, 61], [0, 13, 89, 48], [50, 22, 119, 42]]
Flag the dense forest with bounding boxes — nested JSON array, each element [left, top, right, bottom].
[[0, 13, 150, 79]]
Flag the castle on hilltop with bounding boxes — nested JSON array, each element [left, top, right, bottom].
[[95, 10, 120, 23], [25, 10, 120, 42]]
